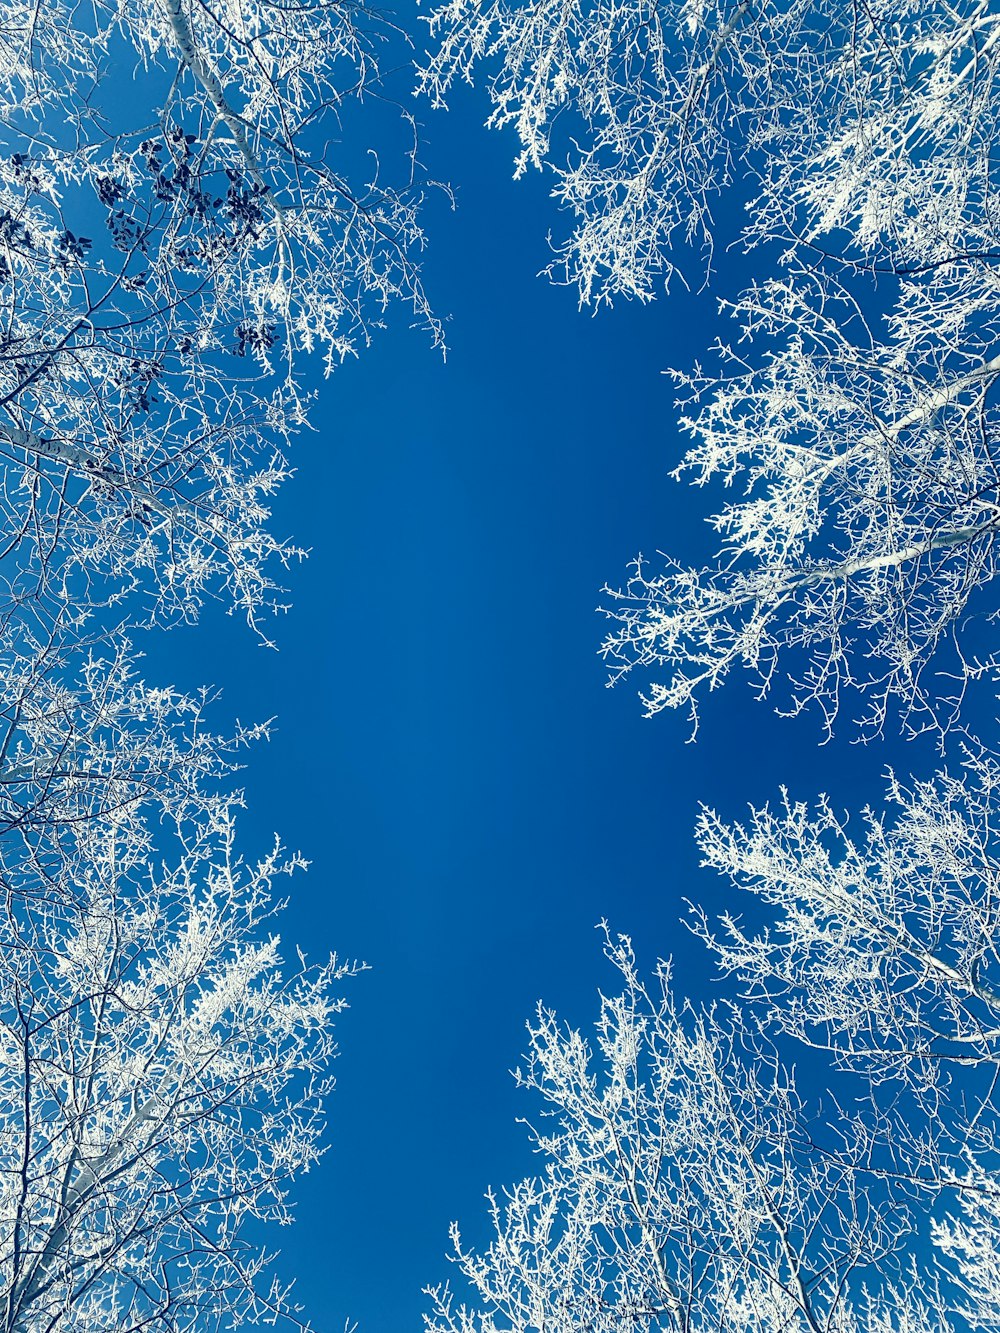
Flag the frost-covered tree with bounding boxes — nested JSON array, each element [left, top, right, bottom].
[[427, 756, 1000, 1333], [418, 1, 1000, 306], [0, 775, 356, 1333], [0, 614, 347, 1331], [597, 262, 1000, 739], [420, 0, 1000, 736], [424, 934, 948, 1333], [0, 7, 410, 1321], [0, 0, 441, 632]]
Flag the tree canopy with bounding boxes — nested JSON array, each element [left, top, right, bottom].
[[5, 0, 1000, 1329]]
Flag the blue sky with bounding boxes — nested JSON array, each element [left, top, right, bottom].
[[138, 59, 943, 1333]]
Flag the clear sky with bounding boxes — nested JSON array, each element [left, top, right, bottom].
[[137, 44, 943, 1333]]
